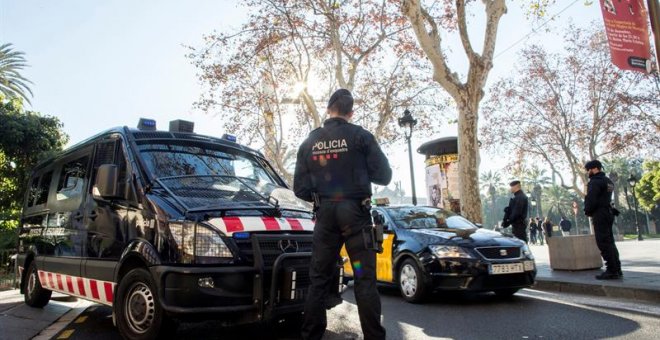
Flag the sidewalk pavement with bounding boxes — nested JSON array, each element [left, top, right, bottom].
[[530, 238, 660, 304], [0, 289, 92, 340]]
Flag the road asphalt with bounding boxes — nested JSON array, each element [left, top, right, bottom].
[[0, 238, 657, 339]]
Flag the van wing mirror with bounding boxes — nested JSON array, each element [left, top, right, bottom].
[[94, 164, 121, 199]]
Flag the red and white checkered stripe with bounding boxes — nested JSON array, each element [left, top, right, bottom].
[[37, 270, 115, 306], [207, 216, 314, 235]]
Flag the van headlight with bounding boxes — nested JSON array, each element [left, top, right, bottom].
[[169, 221, 233, 264], [429, 245, 474, 259]]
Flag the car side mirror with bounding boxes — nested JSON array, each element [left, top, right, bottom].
[[94, 164, 121, 199], [475, 223, 483, 229]]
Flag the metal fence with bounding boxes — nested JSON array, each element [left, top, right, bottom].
[[0, 249, 17, 291]]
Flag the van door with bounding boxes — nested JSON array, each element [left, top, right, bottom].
[[83, 138, 130, 283], [41, 148, 92, 286]]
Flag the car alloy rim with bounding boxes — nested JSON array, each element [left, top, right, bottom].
[[125, 282, 155, 334], [400, 264, 418, 298]]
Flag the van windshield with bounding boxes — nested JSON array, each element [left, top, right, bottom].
[[137, 142, 310, 213]]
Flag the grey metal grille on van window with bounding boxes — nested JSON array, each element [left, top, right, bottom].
[[133, 131, 174, 139], [475, 246, 521, 260], [156, 176, 269, 211]]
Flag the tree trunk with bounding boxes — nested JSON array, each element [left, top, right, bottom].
[[457, 102, 483, 223]]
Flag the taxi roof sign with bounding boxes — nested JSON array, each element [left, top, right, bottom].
[[372, 197, 390, 206]]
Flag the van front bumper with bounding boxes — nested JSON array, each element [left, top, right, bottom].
[[151, 253, 314, 324]]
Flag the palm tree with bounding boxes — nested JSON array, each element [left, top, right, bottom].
[[480, 170, 502, 227], [523, 165, 551, 218], [0, 43, 33, 103], [544, 185, 573, 221]]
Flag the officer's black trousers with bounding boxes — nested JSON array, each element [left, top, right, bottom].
[[512, 221, 528, 243], [592, 210, 621, 273], [301, 200, 386, 340]]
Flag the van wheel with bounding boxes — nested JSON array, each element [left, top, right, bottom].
[[398, 259, 429, 303], [115, 268, 176, 340], [24, 261, 52, 308]]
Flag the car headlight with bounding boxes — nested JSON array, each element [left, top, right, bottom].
[[429, 245, 474, 259], [521, 244, 534, 259], [169, 221, 233, 264]]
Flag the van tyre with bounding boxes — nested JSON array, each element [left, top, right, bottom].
[[115, 268, 176, 340], [398, 258, 429, 303], [24, 261, 52, 307]]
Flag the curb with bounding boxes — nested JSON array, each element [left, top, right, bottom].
[[533, 278, 660, 304]]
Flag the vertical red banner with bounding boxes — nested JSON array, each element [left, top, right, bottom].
[[599, 0, 652, 72]]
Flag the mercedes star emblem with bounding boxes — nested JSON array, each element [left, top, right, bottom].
[[279, 239, 299, 253]]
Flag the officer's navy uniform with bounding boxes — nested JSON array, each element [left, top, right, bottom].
[[294, 117, 391, 340], [505, 189, 529, 242], [584, 171, 621, 277]]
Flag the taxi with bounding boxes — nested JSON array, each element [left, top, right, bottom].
[[341, 199, 536, 303]]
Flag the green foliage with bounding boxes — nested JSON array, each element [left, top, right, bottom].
[[0, 96, 68, 230], [0, 43, 33, 104], [636, 161, 660, 212]]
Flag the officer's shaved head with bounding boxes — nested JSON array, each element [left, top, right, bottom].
[[327, 89, 354, 116]]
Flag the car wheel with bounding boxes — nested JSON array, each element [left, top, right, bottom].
[[398, 258, 428, 303], [115, 268, 176, 340], [494, 288, 520, 298], [24, 261, 52, 308]]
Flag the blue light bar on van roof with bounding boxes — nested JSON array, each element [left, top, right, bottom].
[[138, 118, 157, 131], [233, 232, 250, 239], [222, 134, 237, 142]]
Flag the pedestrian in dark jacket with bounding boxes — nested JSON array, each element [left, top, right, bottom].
[[536, 217, 545, 245], [584, 160, 622, 280], [559, 216, 572, 236], [501, 180, 529, 242], [529, 219, 538, 245], [543, 217, 553, 238]]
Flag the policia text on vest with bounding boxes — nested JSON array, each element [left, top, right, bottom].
[[294, 89, 392, 340]]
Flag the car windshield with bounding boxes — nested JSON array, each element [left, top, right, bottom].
[[386, 206, 477, 230], [137, 142, 310, 213]]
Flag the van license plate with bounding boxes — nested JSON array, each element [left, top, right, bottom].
[[490, 263, 524, 275]]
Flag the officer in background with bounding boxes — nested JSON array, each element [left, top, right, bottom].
[[584, 160, 622, 280], [294, 89, 391, 340], [501, 180, 529, 242]]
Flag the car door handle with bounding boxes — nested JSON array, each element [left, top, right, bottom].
[[88, 210, 99, 220]]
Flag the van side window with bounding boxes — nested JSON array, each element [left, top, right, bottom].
[[56, 156, 90, 204], [34, 171, 53, 206], [27, 176, 40, 207]]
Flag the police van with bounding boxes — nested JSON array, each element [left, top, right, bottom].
[[16, 119, 341, 339]]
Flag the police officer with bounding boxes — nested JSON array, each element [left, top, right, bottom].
[[294, 89, 391, 340], [584, 160, 622, 280], [501, 180, 529, 242]]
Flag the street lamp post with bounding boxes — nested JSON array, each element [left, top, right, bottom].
[[399, 109, 418, 206], [628, 174, 643, 241]]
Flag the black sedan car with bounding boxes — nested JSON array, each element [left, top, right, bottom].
[[341, 204, 536, 302]]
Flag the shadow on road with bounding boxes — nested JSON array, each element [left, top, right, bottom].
[[357, 285, 643, 340]]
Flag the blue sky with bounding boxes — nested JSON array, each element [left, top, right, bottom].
[[1, 0, 603, 197]]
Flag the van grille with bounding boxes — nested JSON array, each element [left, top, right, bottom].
[[234, 234, 313, 268]]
